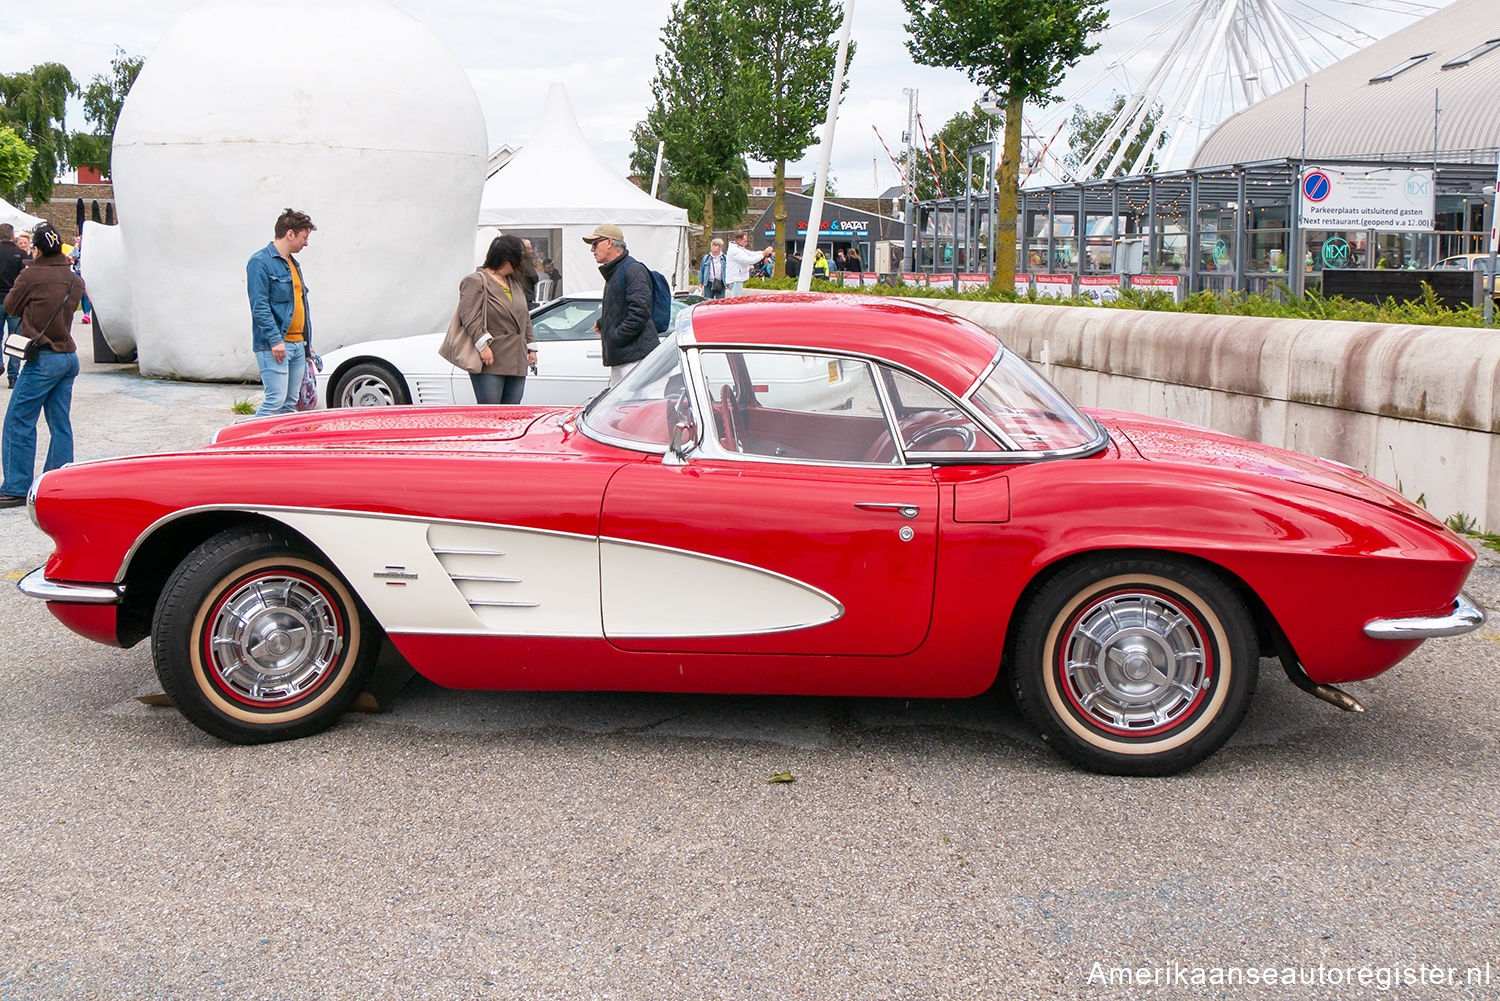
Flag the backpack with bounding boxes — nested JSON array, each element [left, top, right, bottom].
[[615, 257, 673, 334]]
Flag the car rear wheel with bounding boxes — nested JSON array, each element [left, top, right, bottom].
[[332, 361, 409, 407], [1010, 557, 1257, 776], [151, 527, 377, 743]]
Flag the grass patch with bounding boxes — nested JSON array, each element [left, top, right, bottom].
[[230, 398, 255, 416]]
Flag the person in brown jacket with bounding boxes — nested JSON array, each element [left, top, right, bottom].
[[457, 234, 537, 404], [0, 223, 84, 506]]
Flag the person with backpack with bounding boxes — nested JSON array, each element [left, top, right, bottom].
[[585, 223, 658, 385]]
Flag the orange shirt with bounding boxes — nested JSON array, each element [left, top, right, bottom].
[[285, 258, 306, 340]]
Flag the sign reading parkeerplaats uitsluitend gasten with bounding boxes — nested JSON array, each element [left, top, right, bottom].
[[1298, 166, 1435, 231]]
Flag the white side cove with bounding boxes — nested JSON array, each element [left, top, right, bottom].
[[94, 0, 487, 379], [598, 541, 842, 638], [261, 510, 841, 639]]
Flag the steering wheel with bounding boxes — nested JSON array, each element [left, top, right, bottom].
[[907, 412, 975, 451], [862, 410, 974, 462], [718, 385, 743, 452]]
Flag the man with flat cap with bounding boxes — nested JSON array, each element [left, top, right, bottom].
[[585, 223, 656, 385]]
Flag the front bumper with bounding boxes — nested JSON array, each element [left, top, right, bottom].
[[17, 567, 123, 605], [1364, 591, 1485, 640]]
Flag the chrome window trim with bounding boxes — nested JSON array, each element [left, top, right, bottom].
[[683, 341, 1104, 465], [566, 335, 1108, 464], [867, 358, 910, 466], [690, 351, 907, 468], [576, 333, 693, 457], [960, 347, 1108, 460]]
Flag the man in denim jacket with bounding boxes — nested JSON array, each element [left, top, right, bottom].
[[246, 208, 316, 417]]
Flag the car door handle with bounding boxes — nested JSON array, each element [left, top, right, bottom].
[[586, 351, 602, 359], [854, 502, 920, 519]]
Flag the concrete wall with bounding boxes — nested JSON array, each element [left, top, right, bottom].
[[931, 300, 1500, 531]]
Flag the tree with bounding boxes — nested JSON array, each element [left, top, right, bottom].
[[648, 0, 752, 260], [629, 121, 749, 244], [1064, 93, 1168, 180], [736, 0, 852, 278], [72, 48, 143, 179], [910, 104, 994, 201], [0, 62, 78, 205], [902, 0, 1108, 290], [0, 127, 36, 200]]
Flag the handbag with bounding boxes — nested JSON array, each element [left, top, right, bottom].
[[3, 287, 76, 362], [295, 349, 323, 411], [0, 328, 33, 362], [438, 307, 484, 374]]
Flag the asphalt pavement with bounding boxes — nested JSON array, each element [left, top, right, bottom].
[[1, 358, 1497, 1000]]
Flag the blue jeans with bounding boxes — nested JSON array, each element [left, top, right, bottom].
[[254, 340, 306, 417], [1, 349, 79, 497], [1, 312, 18, 384], [469, 373, 525, 404]]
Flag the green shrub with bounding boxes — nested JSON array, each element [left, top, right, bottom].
[[741, 276, 1493, 329]]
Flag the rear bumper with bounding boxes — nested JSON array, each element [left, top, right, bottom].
[[17, 567, 123, 605], [1364, 592, 1485, 640]]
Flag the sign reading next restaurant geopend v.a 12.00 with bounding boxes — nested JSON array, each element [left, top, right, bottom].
[[1298, 166, 1435, 231]]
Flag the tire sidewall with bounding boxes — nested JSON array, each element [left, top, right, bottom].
[[335, 362, 407, 408], [186, 554, 362, 726], [154, 531, 374, 743], [1014, 559, 1257, 775]]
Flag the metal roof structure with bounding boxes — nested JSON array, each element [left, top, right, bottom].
[[1191, 0, 1500, 167]]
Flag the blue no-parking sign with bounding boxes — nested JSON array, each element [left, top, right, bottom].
[[1302, 171, 1331, 203]]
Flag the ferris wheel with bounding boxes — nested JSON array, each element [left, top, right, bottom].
[[1051, 0, 1451, 180]]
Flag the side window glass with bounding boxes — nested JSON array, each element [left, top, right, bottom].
[[881, 368, 1000, 455], [531, 302, 602, 342], [697, 350, 895, 464]]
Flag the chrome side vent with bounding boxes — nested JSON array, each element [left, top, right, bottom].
[[427, 524, 540, 618]]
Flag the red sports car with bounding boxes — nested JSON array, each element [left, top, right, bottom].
[[19, 295, 1483, 775]]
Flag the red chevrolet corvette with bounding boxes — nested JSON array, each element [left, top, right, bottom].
[[19, 295, 1483, 774]]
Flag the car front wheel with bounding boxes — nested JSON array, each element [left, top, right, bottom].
[[151, 527, 377, 743], [332, 361, 409, 407], [1011, 557, 1258, 776]]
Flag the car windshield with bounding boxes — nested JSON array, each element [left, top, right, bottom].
[[579, 334, 687, 449], [966, 350, 1099, 452]]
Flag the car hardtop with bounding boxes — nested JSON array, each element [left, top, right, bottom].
[[686, 293, 1002, 398]]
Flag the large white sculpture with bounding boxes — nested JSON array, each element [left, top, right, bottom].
[[87, 0, 487, 379]]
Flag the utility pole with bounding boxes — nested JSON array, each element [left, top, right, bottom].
[[1486, 166, 1499, 325], [798, 0, 855, 293], [902, 88, 917, 272]]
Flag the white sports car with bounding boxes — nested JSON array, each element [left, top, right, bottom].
[[316, 293, 700, 409]]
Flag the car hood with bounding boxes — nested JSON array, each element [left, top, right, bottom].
[[209, 405, 577, 451], [1093, 409, 1445, 526]]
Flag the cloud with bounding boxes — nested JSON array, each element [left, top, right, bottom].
[[0, 0, 1449, 198]]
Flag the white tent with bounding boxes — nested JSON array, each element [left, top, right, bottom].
[[0, 197, 44, 233], [478, 84, 690, 295]]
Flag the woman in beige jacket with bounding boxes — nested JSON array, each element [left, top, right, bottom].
[[457, 234, 537, 404]]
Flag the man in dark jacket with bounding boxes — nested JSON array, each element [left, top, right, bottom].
[[585, 223, 656, 385], [0, 224, 29, 389]]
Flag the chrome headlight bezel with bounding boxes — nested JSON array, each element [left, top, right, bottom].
[[25, 477, 39, 529]]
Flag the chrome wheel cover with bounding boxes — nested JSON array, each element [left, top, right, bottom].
[[1059, 590, 1211, 736], [340, 373, 397, 407], [206, 573, 345, 706]]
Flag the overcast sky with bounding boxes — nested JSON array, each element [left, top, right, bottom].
[[0, 0, 1450, 196]]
